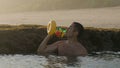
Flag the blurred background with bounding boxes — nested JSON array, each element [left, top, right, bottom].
[[0, 0, 120, 13], [0, 0, 120, 27]]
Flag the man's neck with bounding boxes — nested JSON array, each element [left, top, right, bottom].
[[67, 37, 78, 44]]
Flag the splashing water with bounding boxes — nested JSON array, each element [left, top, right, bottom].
[[0, 52, 119, 68]]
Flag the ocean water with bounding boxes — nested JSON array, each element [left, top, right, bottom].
[[0, 52, 119, 68]]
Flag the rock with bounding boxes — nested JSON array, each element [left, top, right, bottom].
[[0, 26, 119, 54]]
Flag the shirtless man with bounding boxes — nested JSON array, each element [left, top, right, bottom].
[[37, 22, 88, 57]]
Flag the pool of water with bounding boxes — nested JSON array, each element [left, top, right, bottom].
[[0, 52, 119, 68]]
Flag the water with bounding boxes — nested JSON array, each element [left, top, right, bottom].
[[0, 52, 119, 68]]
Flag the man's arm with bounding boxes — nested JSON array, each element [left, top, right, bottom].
[[44, 41, 64, 55], [44, 43, 58, 55], [37, 35, 52, 55]]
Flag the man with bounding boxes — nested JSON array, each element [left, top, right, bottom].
[[37, 22, 88, 57]]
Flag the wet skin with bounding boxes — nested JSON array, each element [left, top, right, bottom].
[[37, 24, 88, 56]]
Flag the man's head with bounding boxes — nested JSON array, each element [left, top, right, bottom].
[[66, 22, 84, 39]]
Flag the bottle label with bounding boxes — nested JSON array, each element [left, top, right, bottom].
[[55, 27, 67, 37]]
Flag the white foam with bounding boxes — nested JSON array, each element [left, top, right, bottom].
[[0, 54, 119, 68], [78, 56, 120, 68], [0, 55, 48, 68]]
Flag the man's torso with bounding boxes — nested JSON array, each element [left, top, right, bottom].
[[57, 41, 87, 56]]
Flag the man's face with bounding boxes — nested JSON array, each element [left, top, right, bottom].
[[66, 23, 77, 38]]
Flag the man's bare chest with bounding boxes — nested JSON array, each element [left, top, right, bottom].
[[58, 44, 82, 56]]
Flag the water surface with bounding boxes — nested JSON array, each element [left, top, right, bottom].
[[0, 52, 120, 68]]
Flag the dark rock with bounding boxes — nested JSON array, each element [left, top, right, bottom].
[[0, 27, 119, 54]]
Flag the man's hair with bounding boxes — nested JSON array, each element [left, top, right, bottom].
[[73, 22, 84, 39]]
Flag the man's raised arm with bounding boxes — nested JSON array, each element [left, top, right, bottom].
[[37, 35, 52, 55]]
